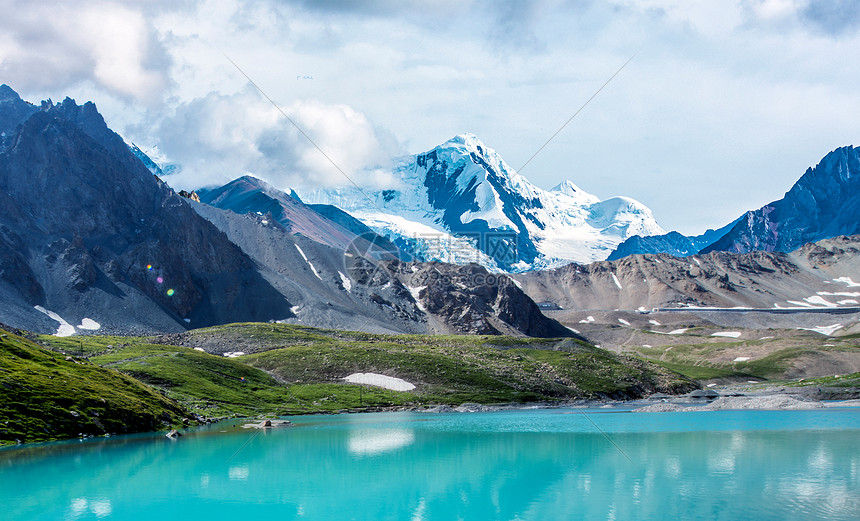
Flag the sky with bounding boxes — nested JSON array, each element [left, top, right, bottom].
[[1, 0, 859, 235]]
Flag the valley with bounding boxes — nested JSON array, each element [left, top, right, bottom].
[[1, 85, 858, 449], [6, 313, 858, 447]]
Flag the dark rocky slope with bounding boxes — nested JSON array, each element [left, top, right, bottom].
[[609, 146, 860, 260], [191, 200, 575, 338], [703, 146, 860, 254], [0, 86, 292, 334]]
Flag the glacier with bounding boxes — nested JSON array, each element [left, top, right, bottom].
[[300, 134, 663, 271]]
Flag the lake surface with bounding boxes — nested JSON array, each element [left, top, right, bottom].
[[1, 407, 858, 520]]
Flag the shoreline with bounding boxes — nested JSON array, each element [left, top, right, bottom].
[[261, 384, 860, 417], [4, 390, 858, 450], [4, 386, 858, 449]]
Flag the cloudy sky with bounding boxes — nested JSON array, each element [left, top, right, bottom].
[[2, 0, 859, 234]]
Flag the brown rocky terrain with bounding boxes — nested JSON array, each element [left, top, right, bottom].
[[514, 235, 860, 381], [514, 235, 860, 312]]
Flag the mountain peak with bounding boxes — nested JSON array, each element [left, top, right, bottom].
[[551, 180, 583, 196], [235, 174, 268, 187], [302, 130, 663, 268], [435, 133, 509, 161], [444, 133, 484, 149], [0, 84, 21, 102], [429, 133, 521, 184], [0, 85, 38, 140]]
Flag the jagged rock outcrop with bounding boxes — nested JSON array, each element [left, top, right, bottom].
[[384, 261, 576, 337], [177, 190, 200, 202]]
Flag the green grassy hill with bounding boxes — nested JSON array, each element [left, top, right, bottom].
[[0, 327, 191, 446], [37, 323, 697, 420], [3, 322, 703, 445]]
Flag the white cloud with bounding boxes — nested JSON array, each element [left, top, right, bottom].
[[152, 87, 403, 191], [79, 6, 168, 101], [747, 0, 801, 21], [0, 1, 171, 103]]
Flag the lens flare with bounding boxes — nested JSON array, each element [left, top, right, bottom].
[[166, 289, 175, 296], [146, 264, 153, 271], [157, 277, 164, 284]]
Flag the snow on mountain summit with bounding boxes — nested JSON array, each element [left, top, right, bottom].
[[300, 134, 664, 270]]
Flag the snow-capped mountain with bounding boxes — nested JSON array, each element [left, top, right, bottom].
[[300, 134, 664, 271], [128, 143, 180, 177]]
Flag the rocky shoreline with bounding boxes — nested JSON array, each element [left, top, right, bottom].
[[316, 385, 860, 416], [633, 394, 860, 413]]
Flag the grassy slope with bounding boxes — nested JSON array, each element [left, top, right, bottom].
[[629, 333, 860, 381], [0, 328, 191, 446], [34, 323, 696, 421]]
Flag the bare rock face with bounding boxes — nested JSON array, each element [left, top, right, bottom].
[[177, 190, 200, 203], [0, 226, 44, 304], [51, 237, 98, 292], [385, 261, 576, 338]]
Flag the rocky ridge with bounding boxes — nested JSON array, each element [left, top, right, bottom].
[[610, 145, 860, 260], [515, 234, 860, 311]]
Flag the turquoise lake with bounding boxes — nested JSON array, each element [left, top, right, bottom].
[[1, 407, 858, 520]]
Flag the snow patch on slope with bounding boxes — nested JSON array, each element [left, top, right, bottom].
[[650, 328, 689, 335], [338, 271, 352, 292], [344, 373, 416, 391], [834, 277, 860, 287], [77, 318, 101, 331], [406, 286, 427, 313], [798, 324, 843, 336], [803, 296, 837, 307], [34, 306, 75, 337], [294, 244, 322, 280]]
